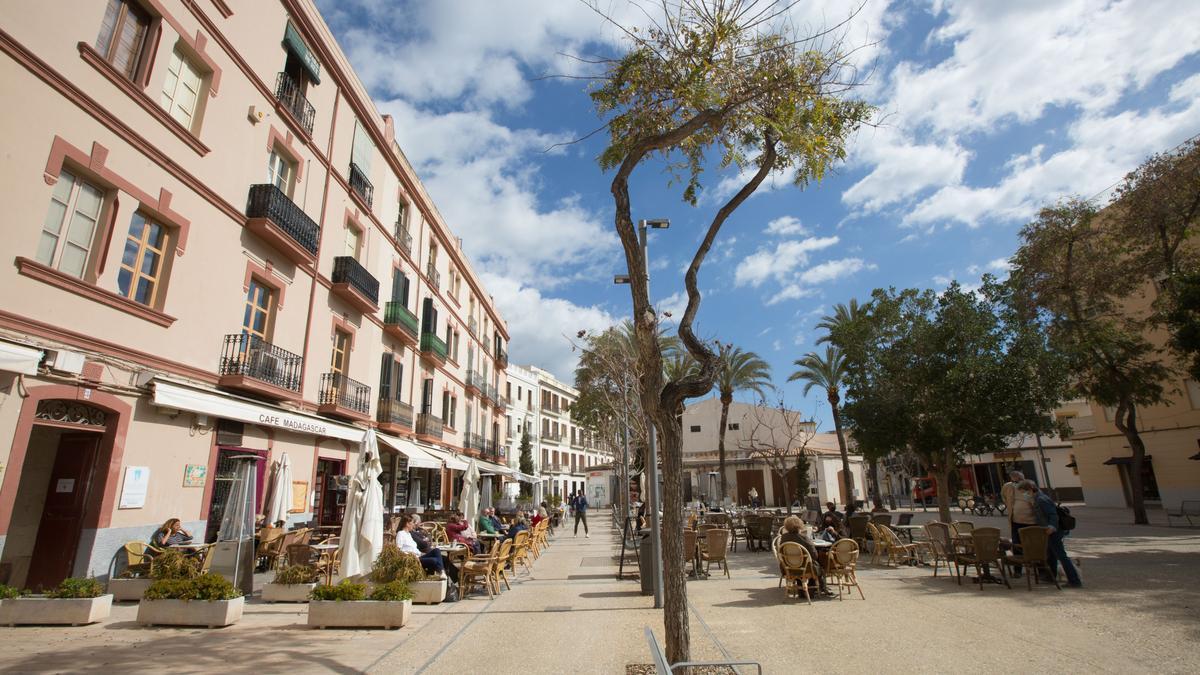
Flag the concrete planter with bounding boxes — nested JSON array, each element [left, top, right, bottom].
[[409, 579, 446, 605], [137, 597, 244, 628], [262, 582, 317, 603], [108, 578, 153, 602], [0, 595, 112, 626], [308, 599, 411, 629]]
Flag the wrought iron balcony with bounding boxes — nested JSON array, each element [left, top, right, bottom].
[[348, 162, 373, 208], [395, 223, 413, 257], [331, 256, 379, 312], [497, 349, 508, 369], [420, 332, 448, 363], [542, 431, 563, 444], [318, 372, 371, 420], [274, 72, 314, 135], [218, 334, 302, 400], [245, 184, 320, 265], [416, 412, 443, 439], [426, 261, 440, 290], [465, 369, 484, 396], [465, 432, 485, 452], [467, 317, 477, 337], [383, 301, 419, 344], [377, 398, 413, 431]]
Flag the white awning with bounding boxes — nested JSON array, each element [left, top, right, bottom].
[[421, 446, 467, 471], [475, 459, 513, 476], [377, 434, 441, 470], [151, 377, 364, 442], [512, 471, 539, 484], [0, 340, 43, 375]]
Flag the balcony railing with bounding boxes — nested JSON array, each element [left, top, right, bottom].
[[274, 72, 314, 135], [332, 256, 379, 307], [426, 261, 440, 290], [318, 373, 371, 416], [465, 369, 484, 394], [245, 184, 320, 257], [416, 412, 443, 439], [384, 302, 419, 340], [395, 223, 413, 256], [497, 349, 508, 369], [467, 317, 478, 337], [465, 432, 485, 452], [544, 463, 567, 474], [420, 332, 448, 361], [542, 431, 563, 444], [348, 162, 373, 208], [377, 398, 414, 429], [218, 334, 302, 393], [484, 384, 497, 402], [541, 404, 561, 416]]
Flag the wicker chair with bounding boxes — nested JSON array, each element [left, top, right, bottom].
[[121, 542, 156, 577], [864, 522, 884, 565], [925, 522, 954, 577], [847, 515, 870, 550], [701, 529, 731, 578], [748, 517, 774, 552], [956, 526, 1010, 589], [826, 539, 865, 600], [877, 524, 919, 566], [510, 530, 535, 577], [729, 515, 750, 552], [870, 514, 893, 528], [1006, 526, 1060, 591], [493, 538, 514, 592], [777, 542, 817, 604], [951, 521, 975, 536], [682, 529, 699, 575], [460, 545, 500, 598]]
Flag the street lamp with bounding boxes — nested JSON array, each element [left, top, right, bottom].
[[614, 217, 669, 609]]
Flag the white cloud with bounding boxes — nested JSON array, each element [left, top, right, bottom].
[[656, 291, 689, 323], [734, 236, 839, 287], [798, 258, 874, 285], [482, 273, 615, 382], [986, 258, 1011, 273], [764, 216, 809, 237], [842, 127, 969, 212], [766, 284, 818, 306]]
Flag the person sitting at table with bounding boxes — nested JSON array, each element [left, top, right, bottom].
[[818, 514, 845, 543], [779, 515, 832, 596], [445, 513, 482, 553], [531, 508, 544, 528], [823, 501, 844, 522], [397, 514, 452, 580], [479, 508, 500, 535], [502, 514, 529, 542], [149, 518, 193, 549]]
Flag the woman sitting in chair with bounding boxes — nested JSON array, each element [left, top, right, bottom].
[[779, 516, 832, 597], [445, 513, 482, 553], [149, 518, 193, 549]]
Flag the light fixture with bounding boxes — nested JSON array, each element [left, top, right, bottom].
[[640, 219, 670, 229], [613, 274, 631, 284]]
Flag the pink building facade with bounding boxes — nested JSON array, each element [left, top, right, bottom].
[[0, 0, 511, 588]]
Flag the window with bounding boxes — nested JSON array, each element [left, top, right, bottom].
[[331, 329, 350, 374], [452, 332, 460, 361], [38, 170, 104, 278], [450, 396, 458, 428], [378, 353, 403, 402], [507, 382, 512, 399], [159, 47, 203, 130], [420, 378, 434, 415], [343, 224, 361, 260], [95, 0, 151, 81], [728, 423, 740, 431], [391, 269, 409, 306], [242, 278, 274, 340], [117, 212, 168, 306], [690, 425, 701, 432], [267, 147, 296, 196], [396, 200, 408, 231]]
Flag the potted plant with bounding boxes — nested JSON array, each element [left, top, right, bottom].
[[0, 578, 113, 626], [262, 565, 320, 603], [371, 544, 445, 605], [307, 579, 412, 629], [137, 558, 243, 629]]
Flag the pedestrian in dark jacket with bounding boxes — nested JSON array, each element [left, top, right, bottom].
[[573, 490, 590, 538], [1022, 480, 1081, 588]]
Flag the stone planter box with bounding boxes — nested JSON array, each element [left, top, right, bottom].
[[308, 599, 411, 629], [137, 597, 244, 628], [0, 595, 112, 626], [409, 579, 446, 605], [262, 582, 317, 603], [108, 578, 153, 602]]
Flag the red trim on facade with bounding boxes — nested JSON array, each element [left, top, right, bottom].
[[0, 385, 132, 536], [242, 259, 286, 311], [266, 126, 305, 181], [16, 258, 178, 328], [331, 315, 357, 352], [208, 0, 233, 18], [198, 423, 221, 521]]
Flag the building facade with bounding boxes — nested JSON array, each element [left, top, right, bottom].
[[0, 0, 511, 588]]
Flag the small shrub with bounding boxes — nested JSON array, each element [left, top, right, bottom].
[[309, 580, 366, 602], [143, 573, 241, 601], [370, 545, 425, 584], [273, 565, 320, 585], [368, 581, 413, 602], [149, 549, 201, 580], [143, 579, 189, 601], [0, 584, 28, 599], [48, 577, 104, 599]]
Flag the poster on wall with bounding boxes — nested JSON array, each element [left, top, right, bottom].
[[290, 481, 308, 513], [182, 464, 207, 487], [119, 466, 150, 509]]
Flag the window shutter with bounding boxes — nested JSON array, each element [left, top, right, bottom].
[[394, 362, 404, 402], [379, 352, 392, 399], [421, 378, 433, 413]]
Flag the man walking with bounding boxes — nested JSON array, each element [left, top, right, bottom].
[[573, 490, 590, 538], [1022, 480, 1082, 588]]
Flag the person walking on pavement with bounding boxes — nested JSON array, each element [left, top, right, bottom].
[[1007, 471, 1037, 577], [1022, 480, 1082, 588], [573, 490, 590, 538]]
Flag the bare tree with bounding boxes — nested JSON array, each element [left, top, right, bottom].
[[737, 398, 818, 513]]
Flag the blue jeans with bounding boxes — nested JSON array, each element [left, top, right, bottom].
[[1047, 531, 1081, 586]]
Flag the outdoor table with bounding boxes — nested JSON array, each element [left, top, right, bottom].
[[893, 524, 924, 543], [311, 543, 338, 585], [478, 533, 502, 551]]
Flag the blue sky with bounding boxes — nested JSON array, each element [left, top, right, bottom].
[[315, 0, 1200, 429]]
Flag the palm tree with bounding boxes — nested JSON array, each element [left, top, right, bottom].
[[789, 346, 853, 508], [815, 299, 862, 344], [715, 347, 772, 502]]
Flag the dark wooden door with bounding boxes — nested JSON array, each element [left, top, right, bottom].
[[736, 469, 765, 507], [27, 433, 100, 590]]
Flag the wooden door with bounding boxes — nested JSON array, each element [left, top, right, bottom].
[[27, 433, 100, 590], [735, 469, 765, 507]]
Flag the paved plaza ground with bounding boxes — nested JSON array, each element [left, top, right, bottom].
[[1, 506, 1198, 674]]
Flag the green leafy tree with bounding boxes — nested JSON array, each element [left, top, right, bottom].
[[518, 430, 534, 498], [788, 346, 854, 507], [715, 346, 772, 501], [588, 0, 871, 660]]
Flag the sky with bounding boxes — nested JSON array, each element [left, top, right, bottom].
[[314, 0, 1200, 429]]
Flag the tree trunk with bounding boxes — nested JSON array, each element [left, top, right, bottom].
[[829, 396, 853, 508], [1114, 401, 1150, 525], [934, 460, 953, 524], [653, 411, 690, 664], [717, 394, 731, 502], [868, 457, 882, 508]]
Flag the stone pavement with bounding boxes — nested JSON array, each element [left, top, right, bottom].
[[1, 507, 1198, 673]]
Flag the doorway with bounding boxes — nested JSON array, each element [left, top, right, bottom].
[[735, 469, 765, 507], [315, 458, 346, 526], [1118, 458, 1161, 506], [24, 432, 100, 590]]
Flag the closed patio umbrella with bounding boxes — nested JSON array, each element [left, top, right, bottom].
[[459, 458, 481, 530], [339, 429, 384, 578], [265, 452, 293, 527]]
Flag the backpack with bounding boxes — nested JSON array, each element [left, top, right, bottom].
[[1056, 503, 1076, 533]]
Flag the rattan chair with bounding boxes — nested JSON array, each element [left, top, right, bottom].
[[682, 529, 699, 575], [701, 529, 731, 578], [1006, 526, 1060, 591], [956, 526, 1009, 589], [847, 515, 870, 550], [777, 542, 817, 604], [493, 538, 514, 592], [729, 515, 750, 552], [121, 542, 155, 577], [877, 523, 919, 566], [510, 530, 535, 577], [460, 545, 500, 598], [870, 514, 893, 527], [826, 539, 865, 600], [951, 521, 975, 535], [925, 522, 954, 577]]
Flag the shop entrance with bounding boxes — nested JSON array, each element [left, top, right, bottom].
[[204, 447, 267, 543], [25, 433, 100, 590], [315, 458, 346, 526]]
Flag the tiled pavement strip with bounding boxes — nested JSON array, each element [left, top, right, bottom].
[[1, 507, 1199, 674]]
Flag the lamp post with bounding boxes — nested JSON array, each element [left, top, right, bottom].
[[614, 218, 669, 609]]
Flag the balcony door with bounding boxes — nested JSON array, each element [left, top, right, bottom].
[[343, 226, 360, 261], [243, 279, 274, 341], [331, 329, 350, 376], [266, 149, 295, 197]]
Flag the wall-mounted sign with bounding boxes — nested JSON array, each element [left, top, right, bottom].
[[291, 481, 308, 513], [56, 478, 75, 493], [119, 466, 150, 509], [183, 464, 207, 487]]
